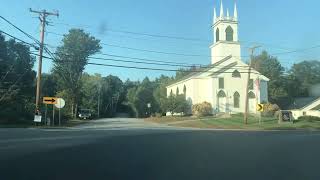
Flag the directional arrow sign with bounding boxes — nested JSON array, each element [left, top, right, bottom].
[[257, 104, 264, 112], [43, 97, 58, 105]]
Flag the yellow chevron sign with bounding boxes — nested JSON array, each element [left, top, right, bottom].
[[257, 104, 264, 112]]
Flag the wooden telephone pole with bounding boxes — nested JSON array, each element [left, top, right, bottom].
[[244, 46, 261, 124], [30, 9, 59, 113]]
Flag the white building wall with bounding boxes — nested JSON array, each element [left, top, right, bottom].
[[291, 110, 320, 120], [211, 42, 241, 64]]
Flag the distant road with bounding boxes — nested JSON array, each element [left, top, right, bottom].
[[73, 117, 176, 130], [0, 119, 320, 180]]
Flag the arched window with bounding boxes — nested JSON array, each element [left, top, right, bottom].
[[183, 85, 187, 95], [234, 92, 240, 108], [225, 26, 234, 41], [248, 91, 256, 99], [217, 90, 226, 98], [216, 28, 220, 42], [176, 87, 179, 95], [232, 70, 241, 78]]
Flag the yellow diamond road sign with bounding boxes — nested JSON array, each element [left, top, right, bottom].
[[43, 97, 58, 105], [257, 104, 264, 112]]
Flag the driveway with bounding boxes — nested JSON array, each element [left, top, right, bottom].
[[73, 118, 175, 130]]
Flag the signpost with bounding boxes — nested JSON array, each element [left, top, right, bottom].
[[256, 104, 264, 124], [34, 115, 42, 123], [42, 97, 65, 126], [279, 111, 293, 124], [55, 98, 65, 126], [147, 103, 151, 117]]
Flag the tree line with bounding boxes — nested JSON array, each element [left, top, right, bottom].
[[1, 29, 320, 124]]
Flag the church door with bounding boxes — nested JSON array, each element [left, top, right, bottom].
[[217, 90, 227, 113]]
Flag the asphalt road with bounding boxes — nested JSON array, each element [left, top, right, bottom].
[[1, 118, 320, 180]]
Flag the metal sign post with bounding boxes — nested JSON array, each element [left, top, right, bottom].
[[256, 104, 264, 124], [52, 105, 55, 126], [59, 108, 61, 126], [55, 98, 65, 126], [45, 104, 47, 126]]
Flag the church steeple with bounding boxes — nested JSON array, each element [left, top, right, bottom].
[[210, 0, 241, 64], [226, 8, 230, 19], [213, 7, 217, 24], [219, 0, 224, 18], [234, 1, 238, 20]]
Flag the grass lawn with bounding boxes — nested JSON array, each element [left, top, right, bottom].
[[147, 114, 320, 130], [146, 116, 208, 124]]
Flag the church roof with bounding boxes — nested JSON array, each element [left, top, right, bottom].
[[167, 55, 232, 87], [167, 55, 269, 88]]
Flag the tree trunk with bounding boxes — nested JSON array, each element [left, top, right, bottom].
[[75, 103, 78, 119], [71, 103, 74, 119]]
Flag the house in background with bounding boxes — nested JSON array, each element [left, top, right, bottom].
[[286, 84, 320, 119], [166, 1, 269, 115]]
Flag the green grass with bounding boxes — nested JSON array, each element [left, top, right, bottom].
[[149, 114, 320, 130]]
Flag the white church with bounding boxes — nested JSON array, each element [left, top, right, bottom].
[[166, 1, 269, 114]]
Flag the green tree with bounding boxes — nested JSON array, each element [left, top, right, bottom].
[[100, 75, 124, 117], [166, 94, 190, 116], [41, 73, 57, 97], [287, 61, 320, 97], [0, 35, 36, 123], [251, 51, 288, 104], [53, 29, 101, 118], [153, 75, 172, 114], [126, 77, 158, 117], [80, 73, 102, 117]]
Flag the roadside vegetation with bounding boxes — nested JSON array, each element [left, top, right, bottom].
[[1, 30, 320, 127], [147, 114, 320, 130]]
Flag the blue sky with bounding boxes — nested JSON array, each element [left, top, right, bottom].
[[1, 0, 320, 81]]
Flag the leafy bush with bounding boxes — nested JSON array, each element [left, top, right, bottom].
[[262, 103, 280, 117], [298, 116, 320, 122], [192, 102, 213, 117], [166, 94, 190, 116]]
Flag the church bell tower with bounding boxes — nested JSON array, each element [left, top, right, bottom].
[[210, 1, 241, 64]]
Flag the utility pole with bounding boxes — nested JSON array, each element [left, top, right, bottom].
[[30, 9, 59, 114], [244, 45, 261, 124], [97, 84, 101, 118]]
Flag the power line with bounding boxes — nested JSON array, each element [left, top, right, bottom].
[[47, 31, 320, 59], [35, 53, 259, 74], [47, 31, 248, 58], [101, 53, 204, 66], [39, 48, 251, 69], [0, 15, 40, 45], [54, 22, 209, 42], [54, 22, 316, 53], [0, 30, 39, 49], [272, 44, 320, 56]]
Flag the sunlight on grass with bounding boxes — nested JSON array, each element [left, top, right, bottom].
[[148, 114, 320, 130]]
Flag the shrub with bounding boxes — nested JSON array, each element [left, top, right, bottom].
[[166, 94, 190, 116], [262, 103, 280, 117], [192, 102, 213, 117], [298, 116, 320, 122]]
